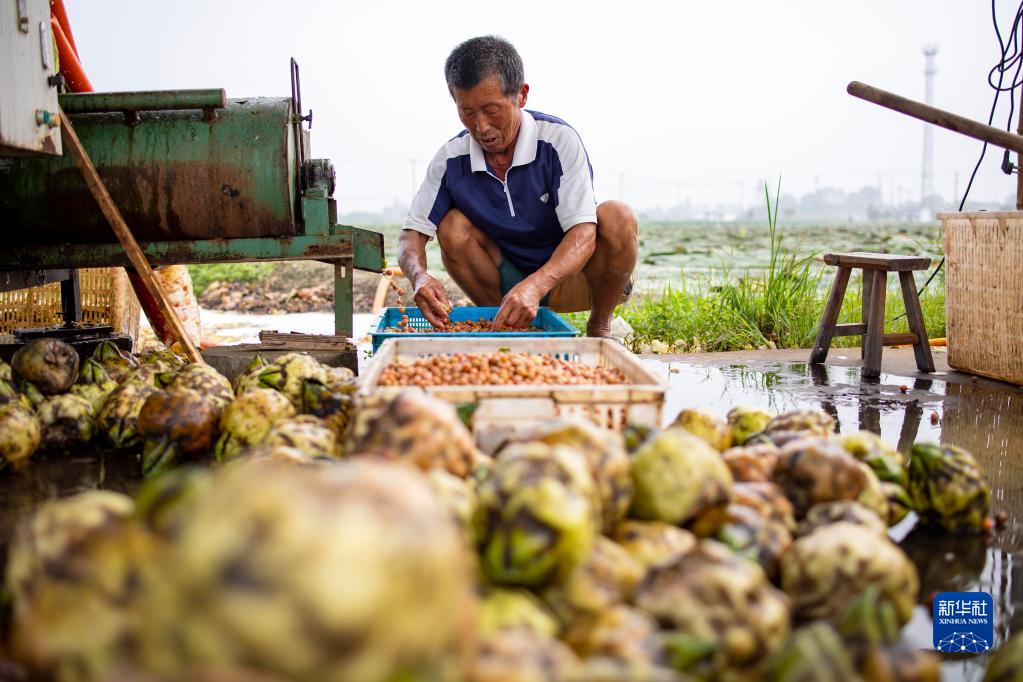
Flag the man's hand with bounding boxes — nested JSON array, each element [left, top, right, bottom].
[[412, 274, 452, 328], [493, 279, 542, 330]]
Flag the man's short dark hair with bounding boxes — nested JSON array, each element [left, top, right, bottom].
[[444, 36, 524, 97]]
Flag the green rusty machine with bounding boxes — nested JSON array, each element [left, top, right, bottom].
[[0, 67, 384, 340]]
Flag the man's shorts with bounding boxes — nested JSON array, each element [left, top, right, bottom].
[[498, 258, 632, 313]]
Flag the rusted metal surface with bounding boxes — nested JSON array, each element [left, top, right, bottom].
[[0, 268, 72, 293], [0, 235, 355, 269], [58, 89, 227, 113], [0, 97, 298, 243]]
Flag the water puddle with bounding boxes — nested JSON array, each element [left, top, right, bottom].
[[649, 358, 1023, 680]]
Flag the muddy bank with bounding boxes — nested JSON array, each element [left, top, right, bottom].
[[197, 263, 470, 315]]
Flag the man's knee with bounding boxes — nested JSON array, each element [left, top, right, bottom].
[[595, 200, 638, 249], [435, 209, 476, 251]]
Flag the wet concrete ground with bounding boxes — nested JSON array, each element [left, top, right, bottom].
[[643, 347, 1023, 681], [0, 344, 1020, 679]]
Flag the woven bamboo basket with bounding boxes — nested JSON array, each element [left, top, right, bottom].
[[940, 212, 1023, 385], [0, 268, 141, 343]]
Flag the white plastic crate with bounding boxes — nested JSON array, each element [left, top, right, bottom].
[[359, 337, 665, 453]]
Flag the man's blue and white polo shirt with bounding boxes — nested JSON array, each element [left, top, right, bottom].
[[403, 109, 597, 274]]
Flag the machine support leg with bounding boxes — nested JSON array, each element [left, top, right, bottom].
[[334, 259, 353, 338], [60, 269, 83, 325]]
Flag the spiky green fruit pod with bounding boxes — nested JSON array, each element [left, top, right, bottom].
[[984, 631, 1023, 682], [780, 522, 918, 625], [909, 442, 991, 532], [722, 443, 779, 483], [771, 437, 867, 518], [70, 380, 118, 416], [256, 352, 327, 408], [478, 587, 559, 638], [146, 457, 476, 682], [137, 389, 220, 478], [727, 405, 775, 446], [765, 622, 860, 682], [629, 427, 732, 528], [835, 430, 908, 487], [541, 535, 643, 624], [671, 408, 732, 452], [764, 409, 836, 438], [6, 491, 162, 682], [214, 388, 296, 461], [0, 377, 33, 410], [162, 364, 233, 411], [91, 340, 139, 383], [11, 338, 79, 396], [259, 415, 340, 458], [714, 503, 793, 581], [133, 466, 214, 539], [635, 540, 790, 680], [37, 393, 96, 450], [797, 500, 887, 538], [347, 389, 478, 478], [611, 520, 696, 572], [0, 402, 41, 471], [77, 358, 112, 386], [300, 379, 356, 444], [473, 442, 598, 587], [232, 353, 270, 395], [622, 423, 657, 453], [502, 418, 632, 531], [731, 481, 797, 532], [96, 380, 158, 449], [881, 481, 913, 526], [469, 629, 580, 682]]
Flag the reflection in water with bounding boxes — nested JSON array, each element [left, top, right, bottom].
[[652, 359, 1022, 681]]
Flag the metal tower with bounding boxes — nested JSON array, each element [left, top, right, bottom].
[[921, 45, 938, 205]]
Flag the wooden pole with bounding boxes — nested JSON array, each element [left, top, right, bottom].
[[58, 108, 204, 364], [848, 81, 1023, 156]]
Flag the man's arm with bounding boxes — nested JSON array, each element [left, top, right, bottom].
[[397, 229, 451, 328], [492, 222, 596, 329]]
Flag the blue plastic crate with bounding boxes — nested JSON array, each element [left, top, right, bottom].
[[371, 306, 579, 351]]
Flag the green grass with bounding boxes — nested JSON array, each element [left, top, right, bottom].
[[566, 181, 947, 353], [187, 263, 274, 296]]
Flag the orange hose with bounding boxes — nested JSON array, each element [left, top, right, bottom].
[[49, 0, 79, 59], [51, 17, 91, 92]]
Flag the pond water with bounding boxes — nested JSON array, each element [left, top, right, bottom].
[[648, 358, 1023, 680]]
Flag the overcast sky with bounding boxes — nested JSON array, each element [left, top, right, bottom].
[[66, 1, 1022, 214]]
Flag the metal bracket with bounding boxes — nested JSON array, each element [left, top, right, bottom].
[[39, 21, 52, 70], [16, 0, 28, 32]]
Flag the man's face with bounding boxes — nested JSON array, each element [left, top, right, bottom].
[[452, 75, 529, 155]]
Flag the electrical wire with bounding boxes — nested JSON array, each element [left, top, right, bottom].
[[906, 0, 1023, 307]]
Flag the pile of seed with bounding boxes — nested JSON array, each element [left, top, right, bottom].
[[384, 319, 542, 334], [377, 352, 628, 387]]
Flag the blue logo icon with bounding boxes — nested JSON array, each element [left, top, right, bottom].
[[933, 591, 993, 654]]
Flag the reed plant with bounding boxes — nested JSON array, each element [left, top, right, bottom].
[[573, 181, 947, 353]]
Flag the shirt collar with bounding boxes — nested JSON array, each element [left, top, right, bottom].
[[468, 109, 538, 173]]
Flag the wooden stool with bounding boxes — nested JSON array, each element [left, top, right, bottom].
[[809, 252, 935, 378]]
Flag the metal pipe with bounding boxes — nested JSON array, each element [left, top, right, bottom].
[[847, 81, 1023, 155], [59, 89, 227, 114], [59, 108, 204, 364]]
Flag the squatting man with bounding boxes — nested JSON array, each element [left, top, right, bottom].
[[398, 35, 637, 337]]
